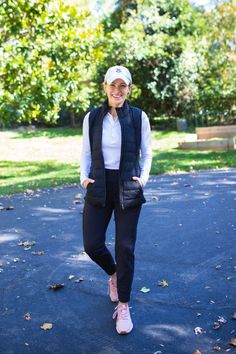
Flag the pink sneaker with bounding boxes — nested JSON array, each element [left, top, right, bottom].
[[112, 304, 133, 335], [108, 277, 119, 302]]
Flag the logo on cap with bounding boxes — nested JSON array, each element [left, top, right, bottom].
[[116, 68, 122, 73]]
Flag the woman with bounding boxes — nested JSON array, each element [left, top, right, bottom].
[[80, 65, 152, 335]]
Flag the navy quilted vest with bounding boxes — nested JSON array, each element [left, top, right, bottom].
[[85, 100, 146, 209]]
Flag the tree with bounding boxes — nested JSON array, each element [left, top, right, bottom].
[[93, 0, 206, 122], [0, 0, 103, 126], [195, 1, 236, 125]]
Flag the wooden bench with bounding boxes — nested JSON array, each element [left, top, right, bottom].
[[196, 125, 236, 140]]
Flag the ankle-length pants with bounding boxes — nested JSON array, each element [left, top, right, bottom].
[[82, 169, 141, 303]]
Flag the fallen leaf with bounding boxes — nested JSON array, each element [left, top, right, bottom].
[[31, 251, 45, 255], [5, 206, 15, 210], [24, 313, 31, 321], [152, 196, 160, 201], [229, 338, 236, 347], [193, 350, 201, 354], [194, 327, 203, 335], [75, 277, 84, 283], [215, 265, 222, 270], [17, 241, 36, 247], [24, 247, 32, 251], [25, 189, 34, 194], [48, 283, 64, 290], [140, 287, 150, 293], [218, 316, 227, 324], [74, 193, 82, 204], [13, 258, 20, 263], [40, 323, 53, 330], [158, 280, 169, 287], [68, 275, 75, 280], [213, 322, 221, 330], [214, 346, 222, 352]]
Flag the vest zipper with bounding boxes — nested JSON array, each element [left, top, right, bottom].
[[117, 110, 125, 210]]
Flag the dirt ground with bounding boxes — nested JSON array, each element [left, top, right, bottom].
[[0, 131, 82, 163]]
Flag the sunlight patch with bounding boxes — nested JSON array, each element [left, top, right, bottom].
[[142, 324, 191, 341], [0, 234, 19, 244], [34, 207, 71, 214]]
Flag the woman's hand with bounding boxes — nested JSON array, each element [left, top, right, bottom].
[[82, 178, 95, 189], [132, 176, 144, 188]]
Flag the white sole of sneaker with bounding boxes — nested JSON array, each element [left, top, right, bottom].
[[117, 323, 133, 335]]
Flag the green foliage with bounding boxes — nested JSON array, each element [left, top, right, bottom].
[[93, 0, 204, 117], [93, 0, 236, 127], [0, 0, 235, 127], [195, 2, 236, 125], [0, 0, 103, 126]]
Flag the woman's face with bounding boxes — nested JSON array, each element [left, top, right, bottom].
[[104, 79, 131, 108]]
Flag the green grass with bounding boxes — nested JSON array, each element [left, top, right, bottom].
[[151, 131, 236, 174], [0, 128, 235, 196], [0, 160, 80, 195], [151, 149, 236, 175]]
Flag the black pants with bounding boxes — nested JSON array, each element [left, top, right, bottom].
[[83, 169, 141, 303]]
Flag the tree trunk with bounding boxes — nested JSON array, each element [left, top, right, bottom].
[[70, 112, 76, 128]]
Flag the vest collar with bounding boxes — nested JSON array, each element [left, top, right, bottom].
[[102, 99, 130, 117]]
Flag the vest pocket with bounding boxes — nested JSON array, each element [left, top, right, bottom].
[[123, 180, 142, 198], [122, 180, 145, 208], [86, 182, 93, 190]]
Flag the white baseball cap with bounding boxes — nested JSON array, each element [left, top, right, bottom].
[[104, 65, 132, 85]]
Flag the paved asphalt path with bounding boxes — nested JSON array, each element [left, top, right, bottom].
[[0, 169, 235, 354]]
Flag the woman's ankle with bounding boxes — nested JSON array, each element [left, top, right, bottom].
[[111, 272, 117, 281], [118, 301, 128, 307]]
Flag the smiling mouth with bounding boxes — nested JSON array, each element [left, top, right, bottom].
[[112, 95, 122, 99]]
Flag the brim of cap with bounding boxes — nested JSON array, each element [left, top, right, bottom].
[[105, 74, 131, 85]]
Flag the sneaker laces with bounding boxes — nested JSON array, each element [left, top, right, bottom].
[[112, 304, 131, 320]]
